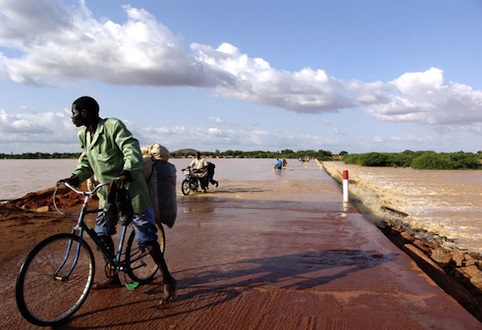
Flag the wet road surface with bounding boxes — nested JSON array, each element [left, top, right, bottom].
[[4, 166, 481, 329]]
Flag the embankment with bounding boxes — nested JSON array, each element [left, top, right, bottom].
[[318, 160, 482, 322]]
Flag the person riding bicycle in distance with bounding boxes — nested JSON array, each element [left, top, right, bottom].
[[189, 151, 209, 192], [59, 96, 176, 304]]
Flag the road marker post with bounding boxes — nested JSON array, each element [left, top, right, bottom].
[[343, 170, 349, 203]]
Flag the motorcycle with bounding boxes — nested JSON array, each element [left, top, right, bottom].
[[181, 167, 199, 195]]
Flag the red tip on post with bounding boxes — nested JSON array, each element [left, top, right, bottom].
[[343, 170, 349, 180]]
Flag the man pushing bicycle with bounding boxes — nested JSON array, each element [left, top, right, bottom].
[[59, 96, 176, 304]]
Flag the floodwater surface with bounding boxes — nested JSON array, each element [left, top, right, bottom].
[[1, 158, 480, 253]]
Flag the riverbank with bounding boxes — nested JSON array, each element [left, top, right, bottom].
[[319, 160, 482, 319]]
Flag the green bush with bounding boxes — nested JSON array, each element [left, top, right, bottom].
[[342, 151, 481, 170], [410, 152, 481, 169], [410, 152, 450, 169], [385, 153, 416, 167], [342, 154, 361, 165], [446, 152, 481, 169], [357, 152, 388, 166]]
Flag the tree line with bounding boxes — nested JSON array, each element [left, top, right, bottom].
[[0, 149, 337, 161], [170, 149, 336, 160], [0, 152, 81, 159], [342, 151, 482, 170], [1, 149, 481, 170]]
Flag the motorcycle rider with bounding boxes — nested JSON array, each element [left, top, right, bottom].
[[189, 152, 208, 192]]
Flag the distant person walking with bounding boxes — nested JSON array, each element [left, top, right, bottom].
[[207, 162, 219, 187], [275, 158, 282, 170]]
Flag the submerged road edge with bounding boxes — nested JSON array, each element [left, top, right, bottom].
[[320, 160, 482, 322]]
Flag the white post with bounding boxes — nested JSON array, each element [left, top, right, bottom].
[[342, 170, 349, 202]]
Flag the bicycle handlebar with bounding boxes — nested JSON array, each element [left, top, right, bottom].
[[58, 181, 109, 195]]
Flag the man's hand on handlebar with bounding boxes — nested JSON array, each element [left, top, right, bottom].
[[110, 170, 133, 190], [57, 175, 80, 187]]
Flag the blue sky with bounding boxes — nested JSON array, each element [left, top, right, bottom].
[[0, 0, 481, 154]]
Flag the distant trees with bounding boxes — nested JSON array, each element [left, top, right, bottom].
[[2, 149, 481, 170], [410, 151, 481, 170], [0, 152, 80, 159], [343, 151, 481, 170], [199, 149, 334, 160], [0, 149, 335, 161]]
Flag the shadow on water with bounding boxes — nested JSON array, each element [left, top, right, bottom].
[[64, 249, 398, 329], [168, 249, 399, 316], [178, 186, 269, 197]]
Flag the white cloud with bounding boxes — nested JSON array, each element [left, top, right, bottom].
[[193, 42, 354, 112], [0, 0, 481, 134], [1, 109, 52, 134], [0, 105, 476, 154], [209, 117, 223, 124], [0, 0, 206, 86], [363, 68, 482, 127], [0, 108, 81, 153]]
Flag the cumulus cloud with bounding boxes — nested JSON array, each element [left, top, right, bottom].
[[130, 123, 340, 152], [0, 0, 207, 86], [0, 0, 481, 131], [363, 68, 482, 128], [0, 108, 79, 149], [1, 109, 52, 134], [192, 42, 354, 112]]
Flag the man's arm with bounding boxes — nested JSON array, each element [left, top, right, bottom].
[[111, 119, 143, 173]]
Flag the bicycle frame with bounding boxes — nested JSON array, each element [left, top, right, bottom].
[[56, 182, 129, 280], [16, 181, 161, 327]]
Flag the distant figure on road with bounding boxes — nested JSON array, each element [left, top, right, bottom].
[[189, 152, 209, 192], [275, 158, 282, 170], [207, 162, 219, 188]]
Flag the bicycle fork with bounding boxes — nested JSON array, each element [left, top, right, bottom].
[[54, 192, 94, 281], [54, 234, 84, 282]]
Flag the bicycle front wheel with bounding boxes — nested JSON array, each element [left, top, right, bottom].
[[16, 233, 95, 327], [125, 228, 161, 284], [181, 179, 190, 195]]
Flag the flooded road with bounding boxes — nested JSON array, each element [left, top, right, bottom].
[[3, 161, 480, 329], [322, 161, 482, 254]]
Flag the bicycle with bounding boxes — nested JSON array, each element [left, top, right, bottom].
[[15, 181, 165, 327]]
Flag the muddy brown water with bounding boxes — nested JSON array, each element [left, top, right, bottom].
[[1, 159, 481, 329]]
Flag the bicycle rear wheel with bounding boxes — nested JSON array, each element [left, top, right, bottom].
[[125, 226, 165, 283], [16, 233, 95, 327]]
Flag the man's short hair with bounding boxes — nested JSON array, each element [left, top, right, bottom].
[[73, 96, 99, 116]]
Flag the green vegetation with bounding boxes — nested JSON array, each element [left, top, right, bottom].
[[2, 149, 480, 170], [343, 151, 481, 170], [187, 149, 335, 160], [0, 152, 81, 159], [0, 149, 334, 161]]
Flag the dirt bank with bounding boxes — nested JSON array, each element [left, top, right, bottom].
[[0, 183, 91, 264], [319, 160, 482, 321]]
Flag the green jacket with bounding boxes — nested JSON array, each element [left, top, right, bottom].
[[72, 118, 151, 214]]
